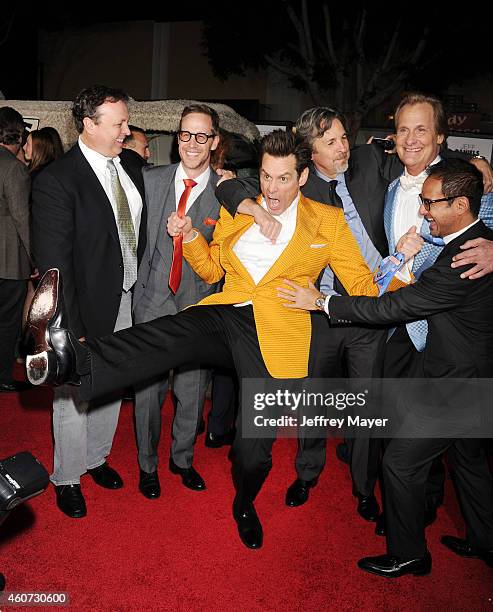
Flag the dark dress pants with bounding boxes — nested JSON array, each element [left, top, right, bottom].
[[308, 314, 387, 496], [83, 305, 329, 509], [384, 436, 493, 559], [0, 279, 27, 383], [383, 325, 445, 511], [208, 369, 237, 436]]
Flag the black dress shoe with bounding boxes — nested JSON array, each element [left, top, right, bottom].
[[139, 470, 161, 499], [441, 535, 493, 567], [375, 508, 437, 537], [358, 552, 432, 578], [87, 462, 123, 489], [169, 459, 206, 491], [55, 484, 87, 518], [0, 381, 32, 393], [24, 269, 87, 386], [285, 477, 318, 507], [356, 493, 380, 522], [205, 430, 235, 448], [233, 501, 263, 549]]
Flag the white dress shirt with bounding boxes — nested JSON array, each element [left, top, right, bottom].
[[78, 137, 142, 239], [443, 218, 480, 244], [232, 195, 300, 305], [174, 163, 210, 213], [185, 193, 300, 305], [393, 155, 441, 279]]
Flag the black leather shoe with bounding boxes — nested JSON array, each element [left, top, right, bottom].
[[358, 552, 432, 578], [441, 535, 493, 567], [139, 470, 161, 499], [205, 430, 235, 448], [285, 477, 318, 507], [55, 484, 87, 518], [87, 462, 123, 489], [24, 269, 87, 386], [233, 501, 263, 549], [169, 459, 206, 491], [375, 508, 437, 537], [0, 381, 32, 393], [356, 493, 380, 522]]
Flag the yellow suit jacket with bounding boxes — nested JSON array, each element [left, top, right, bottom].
[[183, 194, 404, 378]]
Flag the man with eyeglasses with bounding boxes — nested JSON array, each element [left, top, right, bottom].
[[279, 158, 493, 577], [132, 104, 222, 499]]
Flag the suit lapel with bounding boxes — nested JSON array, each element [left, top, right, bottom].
[[258, 195, 320, 287], [73, 146, 120, 249], [384, 177, 400, 251], [222, 213, 257, 284], [148, 166, 176, 259], [186, 173, 219, 228]]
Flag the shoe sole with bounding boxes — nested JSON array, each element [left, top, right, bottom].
[[26, 269, 60, 353], [26, 351, 52, 385], [360, 565, 431, 578], [25, 269, 60, 385]]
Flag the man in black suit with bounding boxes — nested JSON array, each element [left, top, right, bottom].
[[279, 159, 493, 576], [32, 85, 147, 518]]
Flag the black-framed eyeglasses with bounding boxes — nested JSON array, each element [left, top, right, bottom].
[[178, 131, 215, 144], [418, 194, 470, 211]]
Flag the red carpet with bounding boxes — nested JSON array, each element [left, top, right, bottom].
[[1, 383, 492, 611]]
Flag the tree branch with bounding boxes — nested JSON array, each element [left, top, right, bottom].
[[301, 0, 314, 63], [322, 1, 338, 68], [0, 11, 15, 47]]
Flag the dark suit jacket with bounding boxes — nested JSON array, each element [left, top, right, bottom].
[[329, 221, 493, 378], [0, 147, 31, 279], [32, 143, 147, 338]]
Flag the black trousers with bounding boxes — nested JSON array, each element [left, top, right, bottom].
[[208, 368, 237, 436], [383, 326, 445, 511], [311, 318, 387, 496], [0, 279, 27, 383], [83, 305, 330, 507], [384, 436, 493, 559]]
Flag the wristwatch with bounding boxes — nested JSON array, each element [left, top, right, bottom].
[[315, 293, 327, 311], [472, 154, 488, 162]]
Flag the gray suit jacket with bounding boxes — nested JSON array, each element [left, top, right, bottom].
[[133, 163, 221, 323], [0, 147, 31, 279]]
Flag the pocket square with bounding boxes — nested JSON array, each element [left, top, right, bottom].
[[203, 217, 217, 226], [310, 243, 327, 248]]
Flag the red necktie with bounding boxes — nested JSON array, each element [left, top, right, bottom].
[[169, 178, 197, 294]]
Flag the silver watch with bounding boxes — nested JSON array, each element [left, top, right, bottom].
[[315, 293, 327, 311]]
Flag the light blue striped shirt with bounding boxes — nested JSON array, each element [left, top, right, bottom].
[[318, 170, 382, 295]]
